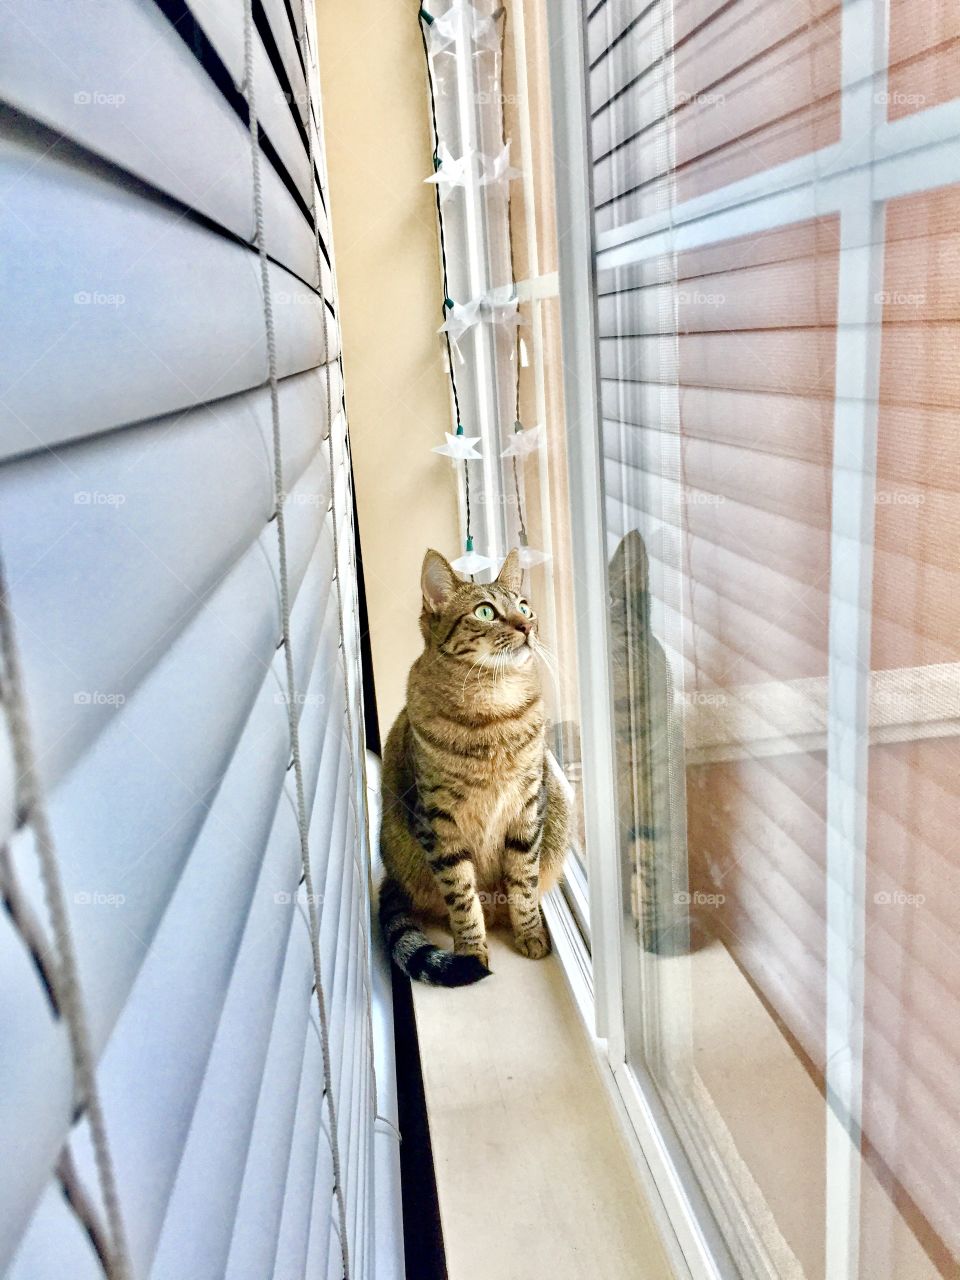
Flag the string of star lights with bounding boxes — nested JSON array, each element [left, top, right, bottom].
[[418, 0, 546, 577], [417, 2, 489, 577], [495, 2, 549, 571]]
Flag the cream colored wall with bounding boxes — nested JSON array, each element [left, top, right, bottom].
[[315, 3, 460, 734]]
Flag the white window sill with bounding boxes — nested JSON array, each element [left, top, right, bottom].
[[411, 926, 675, 1280]]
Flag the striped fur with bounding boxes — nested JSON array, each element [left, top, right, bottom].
[[609, 530, 692, 955], [379, 549, 568, 986]]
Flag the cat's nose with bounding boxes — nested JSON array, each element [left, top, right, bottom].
[[514, 618, 533, 636]]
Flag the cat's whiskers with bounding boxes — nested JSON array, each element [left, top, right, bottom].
[[531, 635, 561, 692], [460, 650, 487, 697]]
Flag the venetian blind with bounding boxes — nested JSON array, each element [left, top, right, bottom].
[[0, 2, 396, 1277]]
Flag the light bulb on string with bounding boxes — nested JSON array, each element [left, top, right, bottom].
[[423, 0, 501, 55], [438, 297, 483, 345], [424, 144, 476, 202], [516, 530, 550, 569], [433, 424, 483, 460], [480, 142, 521, 188], [452, 535, 494, 577], [501, 421, 543, 459]]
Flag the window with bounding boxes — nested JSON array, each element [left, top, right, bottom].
[[549, 0, 960, 1274], [501, 0, 592, 936], [418, 0, 591, 939]]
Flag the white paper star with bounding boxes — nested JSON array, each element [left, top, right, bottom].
[[433, 431, 483, 460], [501, 424, 543, 459], [480, 142, 521, 187], [485, 295, 523, 332], [516, 545, 551, 568], [424, 144, 476, 202], [438, 297, 483, 344], [427, 0, 500, 54], [452, 548, 495, 576]]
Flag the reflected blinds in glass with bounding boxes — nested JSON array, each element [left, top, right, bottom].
[[587, 0, 960, 1270]]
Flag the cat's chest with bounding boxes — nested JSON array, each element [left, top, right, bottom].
[[456, 772, 531, 871]]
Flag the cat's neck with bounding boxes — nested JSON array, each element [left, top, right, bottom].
[[410, 647, 541, 721]]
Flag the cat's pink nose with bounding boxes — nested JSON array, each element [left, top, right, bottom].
[[514, 618, 533, 636]]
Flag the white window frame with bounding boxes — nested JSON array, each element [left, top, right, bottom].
[[543, 0, 960, 1277]]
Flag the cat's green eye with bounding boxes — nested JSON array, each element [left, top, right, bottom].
[[474, 603, 496, 622], [518, 601, 532, 618]]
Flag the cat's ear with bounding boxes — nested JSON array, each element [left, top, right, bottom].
[[495, 548, 523, 594], [421, 549, 458, 612], [610, 529, 649, 589]]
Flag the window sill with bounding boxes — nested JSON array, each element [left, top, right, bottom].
[[410, 925, 674, 1280]]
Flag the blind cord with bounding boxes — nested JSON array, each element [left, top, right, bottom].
[[298, 14, 380, 1129], [0, 554, 132, 1280], [242, 6, 350, 1276]]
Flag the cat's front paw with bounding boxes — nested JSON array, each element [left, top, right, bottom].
[[514, 928, 551, 960], [456, 940, 490, 969]]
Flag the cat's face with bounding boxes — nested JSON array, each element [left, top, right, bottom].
[[420, 548, 538, 668]]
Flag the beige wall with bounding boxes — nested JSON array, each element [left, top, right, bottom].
[[315, 2, 459, 734]]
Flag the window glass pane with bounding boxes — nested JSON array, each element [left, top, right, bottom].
[[503, 0, 589, 910], [589, 0, 841, 234], [888, 0, 960, 120], [860, 183, 960, 1276], [584, 0, 960, 1274]]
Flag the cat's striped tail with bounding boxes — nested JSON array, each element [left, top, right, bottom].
[[378, 877, 491, 987]]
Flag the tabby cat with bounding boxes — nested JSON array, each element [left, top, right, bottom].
[[379, 549, 569, 986], [609, 528, 692, 954]]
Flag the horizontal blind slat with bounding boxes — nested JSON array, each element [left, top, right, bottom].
[[7, 1184, 103, 1280], [222, 920, 316, 1280], [0, 0, 324, 288], [0, 453, 335, 1240], [271, 1031, 329, 1280], [0, 369, 339, 846], [66, 794, 301, 1274], [0, 129, 334, 457], [186, 0, 312, 209], [147, 820, 302, 1279]]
